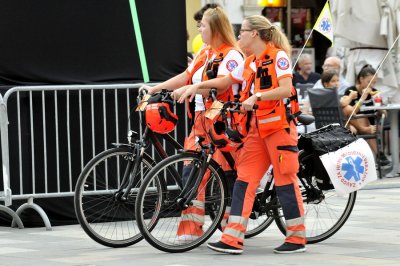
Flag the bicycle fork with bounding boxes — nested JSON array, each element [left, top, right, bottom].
[[177, 151, 212, 209], [115, 144, 144, 201]]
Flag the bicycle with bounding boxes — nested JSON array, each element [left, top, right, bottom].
[[134, 100, 357, 253], [73, 89, 261, 248], [74, 89, 183, 248]]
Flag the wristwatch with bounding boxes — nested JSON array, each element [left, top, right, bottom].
[[255, 92, 262, 101]]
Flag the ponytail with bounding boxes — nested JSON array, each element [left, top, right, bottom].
[[245, 15, 291, 57]]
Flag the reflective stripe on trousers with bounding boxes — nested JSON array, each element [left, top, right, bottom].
[[177, 200, 205, 237], [221, 215, 248, 248]]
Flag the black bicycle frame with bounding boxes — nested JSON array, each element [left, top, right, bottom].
[[116, 126, 184, 200]]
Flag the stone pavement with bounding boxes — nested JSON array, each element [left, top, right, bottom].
[[1, 177, 400, 266]]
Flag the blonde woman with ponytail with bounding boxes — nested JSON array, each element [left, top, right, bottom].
[[173, 15, 306, 255]]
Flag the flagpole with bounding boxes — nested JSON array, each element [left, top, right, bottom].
[[291, 29, 315, 71], [344, 32, 400, 128]]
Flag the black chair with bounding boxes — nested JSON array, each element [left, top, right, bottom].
[[295, 83, 314, 99], [307, 87, 385, 178]]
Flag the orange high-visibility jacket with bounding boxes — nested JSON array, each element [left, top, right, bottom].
[[236, 45, 296, 138]]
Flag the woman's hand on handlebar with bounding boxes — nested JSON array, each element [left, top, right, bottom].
[[170, 86, 187, 101], [242, 94, 257, 111], [138, 85, 151, 96], [146, 86, 160, 95], [172, 85, 198, 103]]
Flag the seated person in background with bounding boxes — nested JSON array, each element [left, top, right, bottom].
[[341, 64, 390, 166], [298, 69, 340, 134], [313, 56, 350, 96], [293, 54, 320, 85], [301, 69, 340, 115]]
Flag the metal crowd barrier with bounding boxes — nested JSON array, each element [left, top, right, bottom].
[[0, 83, 188, 230]]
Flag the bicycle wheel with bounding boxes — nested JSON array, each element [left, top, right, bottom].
[[274, 150, 357, 244], [74, 146, 155, 248], [135, 152, 228, 253]]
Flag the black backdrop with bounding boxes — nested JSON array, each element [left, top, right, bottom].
[[0, 0, 187, 226], [0, 0, 187, 85]]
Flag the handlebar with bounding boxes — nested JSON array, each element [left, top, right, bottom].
[[209, 88, 218, 102], [221, 101, 258, 113], [138, 86, 148, 97], [137, 87, 175, 104], [208, 89, 258, 113]]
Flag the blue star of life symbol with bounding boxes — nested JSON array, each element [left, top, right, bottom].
[[341, 155, 365, 182], [320, 18, 331, 33]]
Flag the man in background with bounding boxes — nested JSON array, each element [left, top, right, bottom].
[[293, 54, 320, 85], [313, 56, 350, 96]]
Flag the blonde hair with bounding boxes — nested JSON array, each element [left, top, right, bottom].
[[202, 7, 240, 51], [245, 15, 291, 57]]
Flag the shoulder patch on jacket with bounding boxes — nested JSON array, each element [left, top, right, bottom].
[[277, 57, 289, 70], [226, 60, 238, 72]]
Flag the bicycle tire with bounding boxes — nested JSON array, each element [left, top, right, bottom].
[[135, 152, 228, 253], [74, 146, 155, 248], [274, 150, 357, 244]]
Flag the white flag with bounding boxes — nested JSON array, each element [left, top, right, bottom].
[[313, 1, 334, 44], [319, 138, 377, 196]]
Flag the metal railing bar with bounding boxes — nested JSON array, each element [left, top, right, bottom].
[[42, 91, 48, 193], [91, 90, 96, 190], [67, 91, 72, 192], [114, 89, 119, 144], [29, 91, 35, 194], [54, 91, 60, 192], [115, 89, 120, 189], [79, 90, 83, 170], [102, 89, 108, 188], [126, 88, 131, 131], [17, 92, 23, 194], [3, 83, 160, 104]]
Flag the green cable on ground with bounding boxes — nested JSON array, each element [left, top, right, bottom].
[[128, 0, 150, 82]]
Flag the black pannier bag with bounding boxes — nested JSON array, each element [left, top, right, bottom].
[[298, 124, 358, 190]]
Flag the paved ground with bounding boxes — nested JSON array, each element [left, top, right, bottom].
[[1, 177, 400, 266]]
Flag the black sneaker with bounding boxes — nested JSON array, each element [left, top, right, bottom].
[[379, 157, 391, 166], [379, 153, 391, 166], [273, 242, 306, 254], [207, 241, 243, 255]]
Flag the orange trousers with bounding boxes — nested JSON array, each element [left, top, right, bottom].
[[177, 111, 235, 237], [220, 116, 306, 249]]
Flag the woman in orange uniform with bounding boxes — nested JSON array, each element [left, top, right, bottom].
[[147, 7, 243, 240], [174, 15, 306, 254]]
